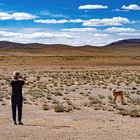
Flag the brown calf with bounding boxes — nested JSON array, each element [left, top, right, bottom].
[[112, 89, 124, 104]]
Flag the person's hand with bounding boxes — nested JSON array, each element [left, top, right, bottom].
[[23, 77, 27, 81], [19, 76, 23, 79], [23, 77, 29, 85]]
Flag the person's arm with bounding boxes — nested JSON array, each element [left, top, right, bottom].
[[23, 77, 29, 85], [10, 80, 13, 86]]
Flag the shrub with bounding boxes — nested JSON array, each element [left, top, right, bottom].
[[27, 89, 45, 99], [129, 109, 140, 117], [98, 94, 105, 99], [42, 103, 50, 111], [132, 87, 137, 90], [54, 104, 65, 112], [88, 96, 101, 105]]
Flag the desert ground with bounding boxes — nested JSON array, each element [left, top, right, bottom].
[[0, 46, 140, 140]]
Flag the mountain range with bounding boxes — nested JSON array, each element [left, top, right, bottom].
[[0, 39, 140, 49], [0, 39, 139, 56]]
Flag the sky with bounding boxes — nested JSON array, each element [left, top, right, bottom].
[[0, 0, 140, 46]]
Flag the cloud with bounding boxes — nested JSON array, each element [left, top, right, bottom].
[[122, 4, 140, 10], [0, 12, 37, 20], [34, 17, 133, 27], [0, 31, 22, 37], [34, 19, 68, 24], [69, 19, 84, 23], [82, 17, 131, 26], [0, 12, 12, 20], [118, 32, 140, 36], [0, 27, 140, 46], [34, 19, 83, 24], [24, 32, 73, 39], [11, 12, 37, 20], [0, 30, 74, 39], [24, 32, 54, 38], [61, 28, 97, 32], [112, 8, 129, 12], [0, 29, 111, 46], [40, 11, 68, 18], [92, 34, 109, 37], [79, 4, 108, 10], [105, 27, 136, 33]]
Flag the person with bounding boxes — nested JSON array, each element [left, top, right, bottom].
[[10, 72, 29, 125]]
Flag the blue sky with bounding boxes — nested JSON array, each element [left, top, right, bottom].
[[0, 0, 140, 46]]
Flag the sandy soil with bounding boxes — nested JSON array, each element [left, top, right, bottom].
[[0, 55, 140, 140], [0, 102, 140, 140]]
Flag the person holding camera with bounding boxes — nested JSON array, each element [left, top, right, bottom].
[[10, 72, 29, 125]]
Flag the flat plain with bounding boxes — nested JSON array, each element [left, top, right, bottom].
[[0, 44, 140, 140]]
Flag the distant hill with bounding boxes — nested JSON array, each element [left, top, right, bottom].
[[0, 39, 139, 56], [0, 41, 23, 48], [0, 39, 140, 49], [106, 39, 140, 47], [0, 41, 74, 49]]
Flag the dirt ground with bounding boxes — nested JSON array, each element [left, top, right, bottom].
[[1, 102, 140, 140], [0, 55, 140, 140]]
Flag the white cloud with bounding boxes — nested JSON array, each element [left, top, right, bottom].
[[69, 19, 83, 23], [34, 19, 68, 24], [34, 19, 83, 24], [0, 30, 74, 40], [82, 17, 131, 26], [0, 12, 11, 20], [118, 32, 140, 36], [61, 28, 97, 32], [0, 31, 22, 37], [34, 17, 133, 27], [0, 12, 37, 20], [0, 29, 111, 46], [93, 34, 109, 37], [112, 8, 129, 12], [105, 27, 136, 33], [122, 4, 140, 10], [40, 11, 68, 18], [12, 12, 37, 20], [24, 32, 54, 38], [24, 32, 73, 39], [0, 28, 139, 46], [79, 4, 108, 9]]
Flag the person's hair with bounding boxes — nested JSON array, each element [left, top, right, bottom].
[[13, 71, 20, 80]]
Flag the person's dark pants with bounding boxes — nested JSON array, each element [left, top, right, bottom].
[[11, 97, 23, 122]]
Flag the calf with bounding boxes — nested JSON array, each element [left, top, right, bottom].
[[112, 89, 124, 104]]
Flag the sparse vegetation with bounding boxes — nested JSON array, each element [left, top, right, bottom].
[[54, 103, 65, 112], [0, 59, 139, 117], [42, 103, 50, 111]]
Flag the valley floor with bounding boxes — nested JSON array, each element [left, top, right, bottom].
[[1, 103, 140, 140], [0, 56, 140, 140]]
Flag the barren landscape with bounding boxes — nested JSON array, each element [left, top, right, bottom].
[[0, 41, 140, 140]]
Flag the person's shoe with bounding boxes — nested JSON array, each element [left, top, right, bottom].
[[18, 122, 24, 125], [14, 121, 17, 125]]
